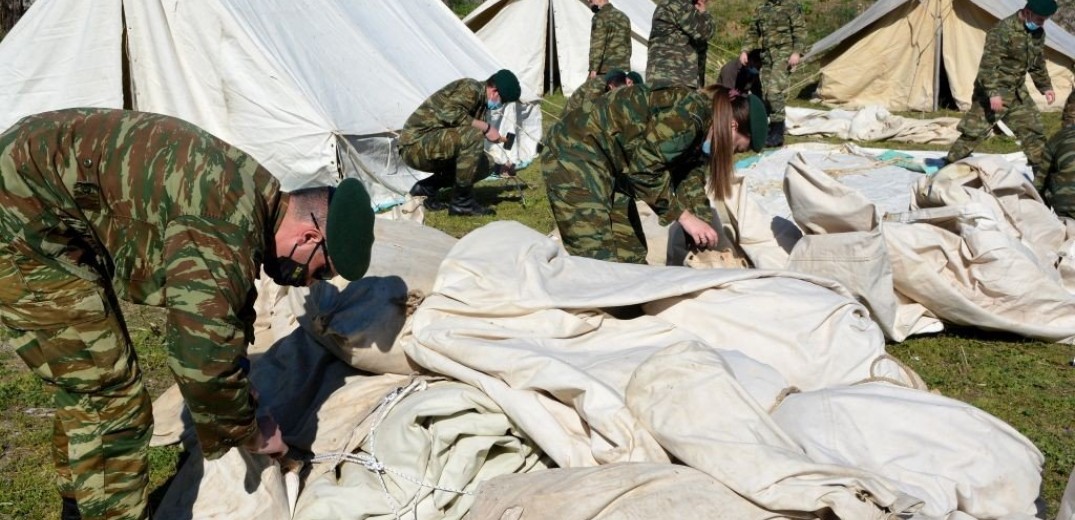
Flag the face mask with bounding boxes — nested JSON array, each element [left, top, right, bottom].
[[701, 139, 712, 156], [1025, 21, 1040, 31], [487, 99, 503, 110], [265, 213, 332, 287], [590, 4, 600, 13], [746, 67, 760, 75]]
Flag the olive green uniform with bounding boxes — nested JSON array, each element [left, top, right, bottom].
[[542, 83, 711, 262], [0, 108, 283, 519], [947, 13, 1052, 175], [646, 0, 715, 88], [589, 3, 632, 75], [399, 79, 490, 197], [748, 0, 806, 124], [1039, 126, 1075, 218]]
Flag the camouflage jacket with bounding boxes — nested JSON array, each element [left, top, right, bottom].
[[646, 0, 715, 87], [563, 77, 610, 116], [748, 0, 806, 58], [589, 3, 633, 74], [976, 13, 1051, 101], [545, 83, 711, 221], [0, 108, 283, 458], [399, 79, 486, 146], [1040, 126, 1075, 218]]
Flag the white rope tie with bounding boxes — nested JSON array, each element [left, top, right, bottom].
[[309, 378, 473, 520]]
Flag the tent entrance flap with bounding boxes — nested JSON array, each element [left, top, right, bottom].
[[545, 0, 561, 94]]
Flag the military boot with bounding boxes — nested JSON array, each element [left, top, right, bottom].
[[409, 175, 448, 211], [448, 187, 495, 216], [765, 121, 785, 148], [61, 498, 81, 520]]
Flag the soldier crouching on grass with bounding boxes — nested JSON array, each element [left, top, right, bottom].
[[399, 69, 522, 217], [946, 0, 1058, 176], [0, 108, 375, 520]]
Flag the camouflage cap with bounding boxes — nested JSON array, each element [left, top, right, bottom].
[[747, 94, 768, 152], [1027, 0, 1057, 16], [490, 69, 521, 103], [604, 69, 628, 85], [326, 178, 375, 280]]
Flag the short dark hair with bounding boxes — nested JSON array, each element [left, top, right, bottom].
[[287, 186, 332, 226]]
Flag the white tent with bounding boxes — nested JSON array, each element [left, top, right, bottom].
[[0, 0, 541, 210], [805, 0, 1075, 112], [464, 0, 654, 96]]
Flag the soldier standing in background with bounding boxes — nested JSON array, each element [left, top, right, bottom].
[[0, 108, 375, 520], [743, 0, 806, 148], [587, 0, 632, 80], [400, 69, 521, 216], [946, 0, 1057, 175], [646, 0, 714, 88], [1038, 125, 1075, 219]]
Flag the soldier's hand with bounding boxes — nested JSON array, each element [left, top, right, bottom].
[[678, 211, 718, 249], [989, 96, 1005, 112], [1045, 90, 1056, 105], [788, 53, 801, 69], [694, 0, 707, 13], [589, 71, 598, 79], [486, 126, 503, 143], [739, 51, 749, 65], [247, 414, 289, 457]]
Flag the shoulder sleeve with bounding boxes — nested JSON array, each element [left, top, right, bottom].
[[589, 11, 607, 71], [437, 81, 483, 127], [1029, 34, 1052, 93], [977, 21, 1009, 97], [163, 215, 259, 459]]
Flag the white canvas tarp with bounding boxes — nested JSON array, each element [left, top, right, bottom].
[[151, 219, 1045, 519], [464, 0, 654, 95], [806, 0, 1075, 112], [0, 0, 541, 209]]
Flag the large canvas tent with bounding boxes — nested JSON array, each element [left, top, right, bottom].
[[0, 0, 541, 209], [805, 0, 1075, 112], [464, 0, 655, 96]]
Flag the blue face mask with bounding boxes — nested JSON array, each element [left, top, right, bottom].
[[746, 67, 760, 75], [1025, 21, 1040, 31], [701, 139, 712, 156], [487, 99, 503, 110]]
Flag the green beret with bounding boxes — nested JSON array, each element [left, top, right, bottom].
[[1027, 0, 1057, 16], [490, 69, 521, 103], [604, 69, 627, 84], [747, 94, 768, 153], [626, 71, 644, 85], [326, 178, 375, 281]]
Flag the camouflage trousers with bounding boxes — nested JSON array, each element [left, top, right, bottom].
[[947, 90, 1046, 174], [543, 155, 650, 263], [0, 213, 151, 519], [399, 125, 489, 195], [1063, 90, 1075, 128], [761, 49, 793, 123]]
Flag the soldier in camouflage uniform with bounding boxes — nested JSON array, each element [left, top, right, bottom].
[[562, 70, 628, 117], [1062, 90, 1075, 127], [742, 0, 806, 147], [1038, 125, 1075, 218], [946, 0, 1058, 176], [399, 69, 521, 216], [0, 108, 374, 520], [542, 83, 720, 263], [588, 0, 632, 79], [646, 0, 714, 88]]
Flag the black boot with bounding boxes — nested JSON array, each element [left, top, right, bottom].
[[61, 497, 82, 520], [765, 121, 785, 148], [448, 187, 495, 216], [409, 176, 448, 211]]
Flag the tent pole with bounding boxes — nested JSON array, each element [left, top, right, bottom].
[[933, 0, 942, 111]]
